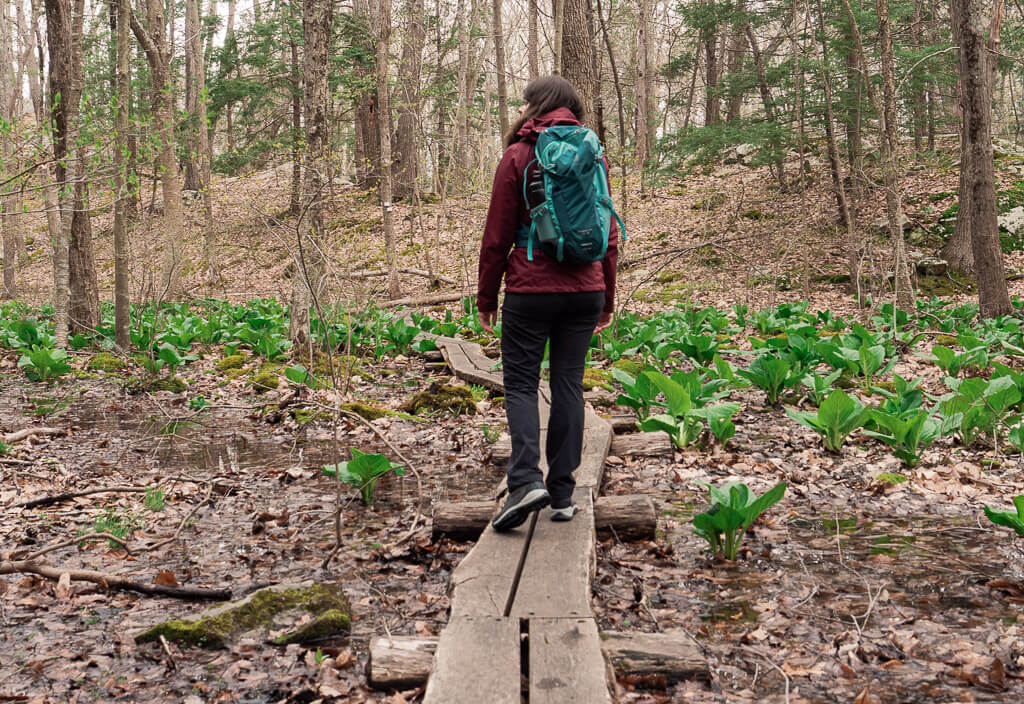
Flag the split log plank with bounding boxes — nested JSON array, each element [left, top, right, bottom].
[[601, 631, 710, 683], [577, 409, 612, 492], [604, 414, 639, 433], [610, 432, 674, 457], [368, 635, 438, 690], [530, 618, 612, 703], [422, 616, 520, 704], [432, 494, 657, 542], [509, 488, 595, 619], [446, 520, 530, 620]]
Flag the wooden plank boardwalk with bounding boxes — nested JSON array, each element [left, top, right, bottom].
[[424, 336, 614, 703]]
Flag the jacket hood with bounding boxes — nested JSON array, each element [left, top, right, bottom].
[[516, 107, 582, 141]]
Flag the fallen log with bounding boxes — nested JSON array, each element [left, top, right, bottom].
[[610, 432, 673, 458], [489, 431, 671, 464], [0, 560, 231, 600], [368, 635, 438, 690], [382, 292, 465, 308], [364, 628, 708, 690], [431, 495, 656, 542], [344, 267, 457, 285], [601, 631, 710, 683], [603, 414, 639, 433], [4, 427, 64, 444]]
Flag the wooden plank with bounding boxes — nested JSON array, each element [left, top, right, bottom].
[[368, 635, 437, 690], [447, 521, 528, 620], [601, 631, 710, 683], [610, 431, 674, 458], [529, 618, 612, 704], [509, 487, 595, 619], [576, 409, 611, 491], [423, 616, 521, 704]]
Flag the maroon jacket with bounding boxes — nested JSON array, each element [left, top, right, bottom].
[[476, 107, 619, 315]]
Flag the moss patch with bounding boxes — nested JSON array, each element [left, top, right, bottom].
[[135, 581, 351, 649], [401, 382, 477, 415], [87, 352, 124, 372], [582, 368, 613, 392], [342, 401, 390, 421], [216, 355, 246, 372], [250, 371, 280, 393]]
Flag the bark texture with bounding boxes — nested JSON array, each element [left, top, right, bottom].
[[395, 0, 425, 200]]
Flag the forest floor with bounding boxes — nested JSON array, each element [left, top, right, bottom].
[[2, 143, 1024, 703]]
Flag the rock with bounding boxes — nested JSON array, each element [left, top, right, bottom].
[[135, 581, 351, 648], [871, 213, 912, 234], [915, 256, 948, 277], [735, 143, 756, 157], [997, 206, 1024, 236]]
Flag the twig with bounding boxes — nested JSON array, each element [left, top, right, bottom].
[[142, 473, 216, 553], [0, 560, 231, 600], [741, 646, 790, 703], [13, 486, 150, 509], [21, 532, 133, 561], [159, 635, 177, 670]]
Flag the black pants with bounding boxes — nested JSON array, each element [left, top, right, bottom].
[[501, 291, 605, 505]]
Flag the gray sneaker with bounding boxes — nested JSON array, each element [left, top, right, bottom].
[[550, 504, 578, 522], [492, 482, 550, 532]]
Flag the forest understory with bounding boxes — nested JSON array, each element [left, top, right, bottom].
[[2, 152, 1024, 703]]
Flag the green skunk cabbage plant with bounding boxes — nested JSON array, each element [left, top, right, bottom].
[[863, 409, 941, 467], [638, 371, 739, 448], [785, 389, 868, 452], [737, 355, 800, 405], [612, 367, 659, 419], [322, 449, 405, 505], [692, 481, 787, 560], [801, 369, 843, 405], [18, 346, 71, 381], [984, 496, 1024, 537]]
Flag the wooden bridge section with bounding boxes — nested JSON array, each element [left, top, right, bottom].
[[423, 335, 614, 703]]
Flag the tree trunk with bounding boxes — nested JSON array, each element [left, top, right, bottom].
[[354, 0, 380, 190], [186, 0, 215, 286], [703, 12, 720, 126], [839, 0, 913, 310], [552, 0, 565, 74], [595, 0, 627, 216], [635, 0, 652, 182], [378, 0, 400, 299], [950, 0, 1012, 317], [289, 12, 302, 212], [561, 0, 596, 127], [843, 22, 863, 196], [112, 0, 130, 350], [725, 0, 746, 122], [911, 0, 927, 151], [528, 0, 539, 78], [44, 0, 76, 343], [131, 0, 186, 301], [290, 0, 333, 351], [745, 25, 785, 191], [395, 0, 425, 200], [492, 0, 509, 138]]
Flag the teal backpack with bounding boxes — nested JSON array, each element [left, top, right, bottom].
[[516, 125, 625, 265]]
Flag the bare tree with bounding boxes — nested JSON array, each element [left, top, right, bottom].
[[290, 0, 334, 350], [378, 0, 400, 298], [492, 0, 510, 137], [113, 0, 130, 349], [635, 0, 653, 191], [131, 0, 187, 300], [186, 0, 216, 286], [949, 0, 1012, 317], [561, 0, 596, 127], [395, 0, 425, 200], [528, 0, 539, 78]]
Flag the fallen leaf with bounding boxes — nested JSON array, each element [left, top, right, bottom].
[[55, 572, 72, 600], [153, 571, 179, 587]]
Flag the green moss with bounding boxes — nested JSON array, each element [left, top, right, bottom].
[[250, 371, 280, 392], [582, 368, 613, 392], [216, 355, 246, 372], [401, 383, 477, 415], [611, 359, 643, 378], [87, 352, 124, 372], [875, 472, 909, 485], [935, 335, 958, 346], [291, 408, 331, 424], [69, 369, 99, 380], [126, 376, 187, 393], [342, 401, 390, 421], [656, 270, 684, 283], [918, 274, 974, 296], [135, 582, 351, 649]]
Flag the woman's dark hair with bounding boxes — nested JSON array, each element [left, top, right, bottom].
[[504, 75, 584, 147]]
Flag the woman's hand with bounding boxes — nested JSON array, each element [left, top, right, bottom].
[[479, 309, 498, 334], [595, 311, 613, 334]]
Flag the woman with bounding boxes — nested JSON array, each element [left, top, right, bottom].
[[477, 76, 619, 532]]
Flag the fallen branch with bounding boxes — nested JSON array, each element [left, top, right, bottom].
[[0, 560, 231, 600], [344, 267, 457, 285], [13, 486, 150, 509], [21, 532, 133, 561], [381, 292, 464, 308], [4, 427, 64, 444]]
